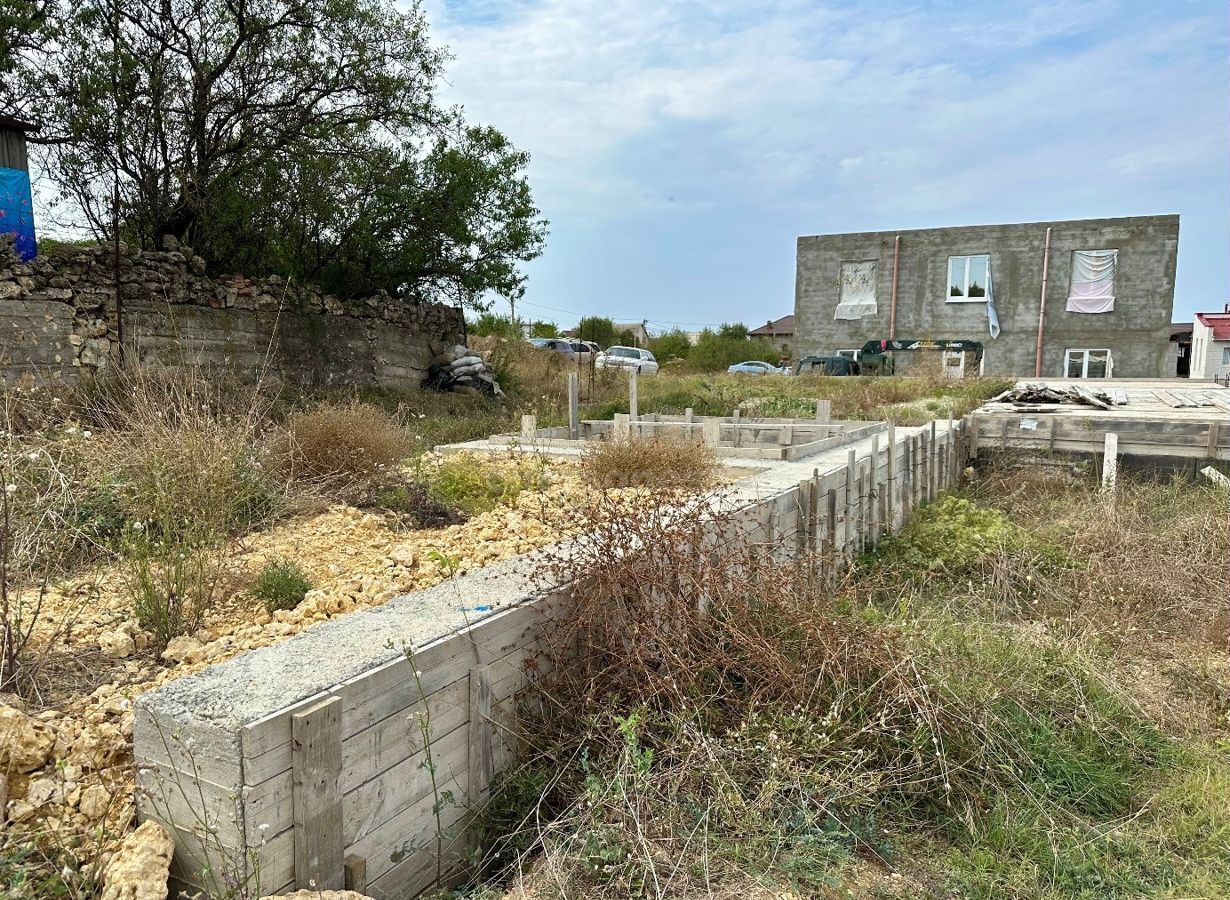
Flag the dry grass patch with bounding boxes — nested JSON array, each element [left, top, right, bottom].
[[279, 400, 408, 483], [580, 435, 720, 491]]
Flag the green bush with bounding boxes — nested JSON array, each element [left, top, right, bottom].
[[425, 455, 546, 515], [250, 559, 314, 612]]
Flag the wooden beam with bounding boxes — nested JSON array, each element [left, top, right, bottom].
[[344, 855, 368, 894], [520, 415, 537, 439], [628, 371, 639, 421], [292, 696, 344, 891], [467, 666, 494, 857]]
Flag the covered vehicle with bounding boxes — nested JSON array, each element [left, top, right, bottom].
[[794, 355, 858, 376], [728, 360, 787, 375], [595, 345, 659, 375]]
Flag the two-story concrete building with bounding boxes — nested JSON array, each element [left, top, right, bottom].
[[793, 215, 1179, 378]]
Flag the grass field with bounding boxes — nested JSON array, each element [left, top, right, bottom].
[[466, 463, 1230, 900]]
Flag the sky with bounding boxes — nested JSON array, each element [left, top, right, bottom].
[[421, 0, 1229, 331]]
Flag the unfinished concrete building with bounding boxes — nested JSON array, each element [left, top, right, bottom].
[[793, 215, 1180, 378]]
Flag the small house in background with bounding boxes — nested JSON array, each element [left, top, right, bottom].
[[1191, 306, 1230, 381], [750, 314, 794, 356], [0, 114, 38, 261]]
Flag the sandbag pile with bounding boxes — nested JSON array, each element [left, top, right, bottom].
[[426, 344, 504, 398]]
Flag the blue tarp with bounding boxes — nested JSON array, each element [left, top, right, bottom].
[[0, 166, 36, 260]]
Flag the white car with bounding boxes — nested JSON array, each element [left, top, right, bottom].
[[595, 345, 659, 375]]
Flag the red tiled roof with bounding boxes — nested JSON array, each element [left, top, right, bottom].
[[1196, 313, 1230, 341], [750, 314, 794, 336]]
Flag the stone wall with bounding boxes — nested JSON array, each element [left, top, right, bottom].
[[0, 238, 464, 388]]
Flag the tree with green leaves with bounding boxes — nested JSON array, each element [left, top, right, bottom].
[[4, 0, 547, 308], [575, 317, 618, 349], [648, 328, 693, 362], [469, 313, 521, 339], [528, 320, 558, 338]]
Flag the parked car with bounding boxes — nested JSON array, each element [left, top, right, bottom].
[[595, 345, 659, 375], [527, 337, 577, 359], [728, 360, 788, 375]]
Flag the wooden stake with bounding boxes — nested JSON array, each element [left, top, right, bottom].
[[567, 373, 579, 440], [1102, 432, 1119, 492], [628, 370, 638, 421]]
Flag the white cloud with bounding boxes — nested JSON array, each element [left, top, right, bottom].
[[418, 0, 1227, 320]]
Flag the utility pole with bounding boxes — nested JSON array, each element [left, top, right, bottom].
[[111, 0, 124, 365]]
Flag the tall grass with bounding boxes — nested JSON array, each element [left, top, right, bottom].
[[475, 468, 1229, 899]]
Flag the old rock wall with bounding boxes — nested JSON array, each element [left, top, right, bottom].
[[0, 240, 464, 388]]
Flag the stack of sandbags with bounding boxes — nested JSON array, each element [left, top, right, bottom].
[[426, 344, 504, 398]]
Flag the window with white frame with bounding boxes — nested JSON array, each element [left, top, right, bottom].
[[1065, 348, 1112, 379], [1221, 347, 1230, 366], [947, 254, 990, 302]]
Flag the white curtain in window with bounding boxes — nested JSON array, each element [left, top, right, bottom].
[[1066, 249, 1117, 313], [834, 261, 877, 320]]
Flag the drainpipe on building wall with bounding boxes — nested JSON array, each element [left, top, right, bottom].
[[1034, 226, 1052, 378], [888, 234, 901, 340]]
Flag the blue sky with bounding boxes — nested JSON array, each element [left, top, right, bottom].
[[424, 0, 1228, 330]]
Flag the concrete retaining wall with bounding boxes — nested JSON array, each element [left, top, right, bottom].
[[133, 417, 971, 898], [0, 241, 464, 388]]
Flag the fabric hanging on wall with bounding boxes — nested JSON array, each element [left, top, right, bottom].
[[1066, 249, 1117, 313], [0, 166, 36, 261], [834, 260, 877, 320], [985, 260, 1001, 339]]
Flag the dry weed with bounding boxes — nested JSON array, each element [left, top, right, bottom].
[[579, 435, 719, 491]]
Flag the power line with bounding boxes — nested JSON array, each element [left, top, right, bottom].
[[515, 298, 725, 330]]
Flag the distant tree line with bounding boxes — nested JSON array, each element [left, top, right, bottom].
[[466, 315, 785, 371], [2, 0, 547, 308]]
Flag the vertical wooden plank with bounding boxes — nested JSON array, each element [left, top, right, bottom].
[[886, 422, 897, 532], [292, 697, 343, 891], [567, 373, 579, 440], [1207, 423, 1220, 459], [469, 667, 494, 801], [780, 424, 794, 447], [733, 409, 742, 448], [870, 434, 881, 544], [844, 449, 856, 556], [520, 415, 537, 439], [684, 407, 694, 423], [628, 371, 639, 421], [613, 413, 631, 441], [946, 414, 955, 488], [815, 399, 831, 423], [344, 855, 368, 894], [795, 481, 812, 553], [702, 418, 721, 446], [928, 421, 938, 502], [1102, 433, 1119, 492]]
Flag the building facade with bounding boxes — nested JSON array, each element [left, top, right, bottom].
[[793, 215, 1179, 378], [1190, 310, 1230, 381]]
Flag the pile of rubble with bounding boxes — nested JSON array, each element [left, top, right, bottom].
[[988, 382, 1120, 410], [426, 343, 504, 397]]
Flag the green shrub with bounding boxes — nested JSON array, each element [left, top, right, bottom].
[[251, 559, 314, 612], [425, 455, 546, 515], [371, 480, 466, 528]]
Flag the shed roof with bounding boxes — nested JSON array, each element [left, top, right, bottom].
[[0, 115, 39, 133], [1195, 313, 1230, 341]]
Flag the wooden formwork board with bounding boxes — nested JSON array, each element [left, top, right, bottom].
[[972, 413, 1230, 460]]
